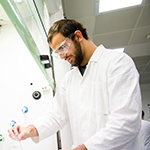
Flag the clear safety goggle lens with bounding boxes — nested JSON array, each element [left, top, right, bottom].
[[52, 33, 74, 58]]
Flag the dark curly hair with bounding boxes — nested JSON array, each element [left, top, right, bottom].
[[47, 19, 89, 43]]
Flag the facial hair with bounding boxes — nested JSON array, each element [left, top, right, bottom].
[[71, 39, 83, 66]]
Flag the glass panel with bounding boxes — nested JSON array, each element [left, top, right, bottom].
[[0, 0, 54, 89]]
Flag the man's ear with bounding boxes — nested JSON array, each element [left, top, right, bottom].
[[74, 30, 83, 42]]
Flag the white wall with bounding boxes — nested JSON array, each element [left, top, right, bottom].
[[0, 22, 56, 150], [0, 8, 72, 150]]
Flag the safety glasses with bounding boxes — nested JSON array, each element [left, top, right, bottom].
[[52, 33, 74, 58]]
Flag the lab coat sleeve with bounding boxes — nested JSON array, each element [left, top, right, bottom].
[[84, 53, 142, 150], [31, 80, 69, 143]]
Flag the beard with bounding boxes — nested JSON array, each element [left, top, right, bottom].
[[70, 39, 83, 66]]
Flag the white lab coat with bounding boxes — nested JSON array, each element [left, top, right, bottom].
[[32, 45, 142, 150], [141, 120, 150, 150]]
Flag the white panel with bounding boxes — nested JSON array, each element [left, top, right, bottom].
[[65, 0, 94, 18], [94, 7, 142, 34], [93, 30, 132, 48], [130, 27, 150, 45], [44, 0, 62, 14], [126, 43, 150, 57], [137, 5, 150, 27]]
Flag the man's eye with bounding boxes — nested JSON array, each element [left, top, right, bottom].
[[59, 45, 67, 51]]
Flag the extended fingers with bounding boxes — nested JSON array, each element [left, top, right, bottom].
[[8, 124, 20, 139], [8, 127, 15, 139]]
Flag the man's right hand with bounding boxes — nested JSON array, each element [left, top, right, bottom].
[[8, 124, 38, 141]]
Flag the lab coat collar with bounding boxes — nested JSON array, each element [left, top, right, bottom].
[[73, 44, 105, 70], [89, 44, 105, 63]]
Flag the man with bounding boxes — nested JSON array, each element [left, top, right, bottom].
[[141, 110, 150, 150], [8, 19, 142, 150]]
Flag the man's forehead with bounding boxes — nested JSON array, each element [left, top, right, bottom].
[[50, 33, 66, 50]]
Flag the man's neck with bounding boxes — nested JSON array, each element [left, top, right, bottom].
[[80, 39, 97, 66]]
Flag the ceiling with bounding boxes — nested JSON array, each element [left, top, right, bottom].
[[61, 0, 150, 85], [0, 0, 150, 85]]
